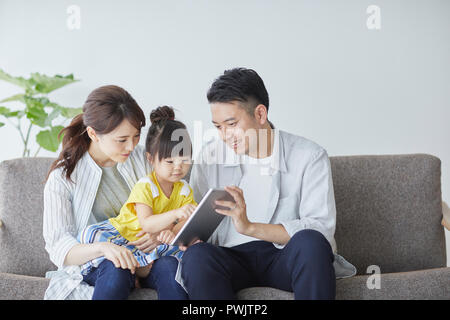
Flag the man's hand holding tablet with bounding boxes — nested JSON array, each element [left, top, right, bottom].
[[173, 187, 236, 250]]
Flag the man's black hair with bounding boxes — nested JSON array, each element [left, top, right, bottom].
[[207, 68, 269, 114]]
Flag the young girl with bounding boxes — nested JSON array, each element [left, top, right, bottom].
[[77, 106, 197, 283]]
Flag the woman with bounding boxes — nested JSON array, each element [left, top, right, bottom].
[[43, 85, 188, 300]]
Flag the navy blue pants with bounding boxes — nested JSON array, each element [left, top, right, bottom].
[[83, 256, 188, 300], [181, 229, 336, 300]]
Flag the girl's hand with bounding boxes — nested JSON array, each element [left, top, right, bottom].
[[157, 230, 176, 244], [99, 242, 140, 274], [174, 204, 196, 220], [128, 231, 160, 253], [179, 239, 203, 251]]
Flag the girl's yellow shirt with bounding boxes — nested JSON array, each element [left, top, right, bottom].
[[109, 171, 197, 242]]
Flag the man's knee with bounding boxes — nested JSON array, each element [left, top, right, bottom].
[[181, 242, 225, 283], [287, 229, 334, 262], [181, 242, 215, 271]]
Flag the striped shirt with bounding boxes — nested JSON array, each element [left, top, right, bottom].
[[43, 145, 151, 300]]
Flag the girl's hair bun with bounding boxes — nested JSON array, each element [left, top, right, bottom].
[[150, 106, 175, 124]]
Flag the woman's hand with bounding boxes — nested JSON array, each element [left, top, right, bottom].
[[99, 242, 140, 274], [128, 231, 160, 253]]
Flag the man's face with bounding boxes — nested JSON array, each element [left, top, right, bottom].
[[210, 101, 261, 155]]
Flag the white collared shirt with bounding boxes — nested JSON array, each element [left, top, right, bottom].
[[43, 145, 151, 299], [189, 128, 357, 278], [217, 152, 274, 247]]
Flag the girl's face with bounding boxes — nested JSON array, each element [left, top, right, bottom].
[[88, 119, 141, 165], [148, 153, 192, 184]]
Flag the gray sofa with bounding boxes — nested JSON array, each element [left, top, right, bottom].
[[0, 154, 449, 299]]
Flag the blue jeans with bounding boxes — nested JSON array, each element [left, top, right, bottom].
[[181, 229, 336, 300], [83, 256, 188, 300]]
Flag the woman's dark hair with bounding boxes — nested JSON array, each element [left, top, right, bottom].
[[47, 85, 146, 182], [146, 106, 192, 161], [206, 67, 270, 115]]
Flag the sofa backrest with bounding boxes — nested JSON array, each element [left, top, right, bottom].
[[0, 154, 446, 277], [331, 154, 446, 275], [0, 157, 56, 277]]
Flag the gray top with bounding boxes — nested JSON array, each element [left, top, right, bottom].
[[89, 164, 130, 224]]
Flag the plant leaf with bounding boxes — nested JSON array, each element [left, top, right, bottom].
[[44, 108, 62, 127], [0, 106, 11, 115], [0, 106, 24, 118], [0, 69, 33, 90], [61, 106, 82, 118], [36, 126, 64, 152], [0, 122, 4, 128], [30, 73, 78, 94], [0, 93, 25, 103], [24, 97, 48, 127], [47, 102, 82, 119], [27, 107, 48, 127]]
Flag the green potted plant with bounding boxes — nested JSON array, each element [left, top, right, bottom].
[[0, 68, 82, 157]]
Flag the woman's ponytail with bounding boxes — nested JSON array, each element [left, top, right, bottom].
[[46, 113, 90, 182]]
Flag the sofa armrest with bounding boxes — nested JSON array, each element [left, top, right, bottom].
[[336, 267, 450, 299], [0, 272, 49, 300]]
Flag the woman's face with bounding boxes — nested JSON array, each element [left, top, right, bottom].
[[89, 119, 141, 165]]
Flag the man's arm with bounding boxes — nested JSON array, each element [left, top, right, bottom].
[[279, 149, 336, 247], [245, 222, 290, 245]]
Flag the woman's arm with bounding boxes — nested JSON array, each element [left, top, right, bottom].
[[63, 242, 104, 266], [44, 170, 139, 272], [43, 170, 80, 268], [65, 242, 139, 273]]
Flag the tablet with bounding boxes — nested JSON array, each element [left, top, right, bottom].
[[170, 188, 235, 246]]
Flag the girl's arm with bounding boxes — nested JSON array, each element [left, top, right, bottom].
[[136, 203, 196, 234], [171, 217, 188, 234], [156, 217, 188, 244]]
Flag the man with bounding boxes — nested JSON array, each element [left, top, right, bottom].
[[180, 68, 355, 300]]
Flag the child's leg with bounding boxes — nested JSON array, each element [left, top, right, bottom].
[[135, 263, 153, 279], [77, 220, 114, 244], [77, 220, 128, 275], [139, 256, 187, 300]]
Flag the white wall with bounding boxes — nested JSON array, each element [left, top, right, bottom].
[[1, 0, 449, 265]]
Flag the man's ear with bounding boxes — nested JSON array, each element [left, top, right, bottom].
[[254, 104, 268, 125], [86, 126, 99, 142]]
